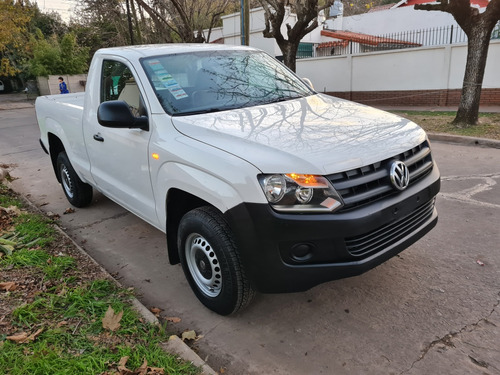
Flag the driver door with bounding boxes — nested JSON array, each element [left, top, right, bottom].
[[83, 59, 157, 224]]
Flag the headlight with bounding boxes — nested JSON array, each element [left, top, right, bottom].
[[258, 173, 344, 213]]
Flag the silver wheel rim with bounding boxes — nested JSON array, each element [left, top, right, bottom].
[[185, 233, 222, 298], [60, 164, 74, 199]]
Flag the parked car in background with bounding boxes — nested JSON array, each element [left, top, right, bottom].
[[0, 80, 5, 92]]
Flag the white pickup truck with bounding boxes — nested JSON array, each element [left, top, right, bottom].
[[36, 44, 440, 315]]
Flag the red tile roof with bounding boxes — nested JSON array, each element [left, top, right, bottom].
[[210, 37, 225, 44], [320, 30, 421, 47], [317, 40, 349, 49]]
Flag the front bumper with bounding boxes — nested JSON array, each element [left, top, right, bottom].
[[224, 166, 440, 293]]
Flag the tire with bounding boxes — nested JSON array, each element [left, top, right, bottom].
[[56, 151, 93, 208], [178, 206, 255, 315]]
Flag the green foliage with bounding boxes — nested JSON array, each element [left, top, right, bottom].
[[27, 30, 89, 77], [2, 279, 200, 375], [13, 213, 56, 246], [30, 8, 67, 39], [0, 0, 32, 76], [0, 189, 200, 375], [0, 184, 22, 207]]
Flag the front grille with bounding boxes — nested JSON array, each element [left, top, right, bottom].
[[327, 141, 433, 211], [345, 198, 436, 257]]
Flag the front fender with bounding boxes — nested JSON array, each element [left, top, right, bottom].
[[154, 162, 259, 230]]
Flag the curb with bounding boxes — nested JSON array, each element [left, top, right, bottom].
[[163, 337, 218, 375], [1, 175, 217, 375], [428, 132, 500, 149], [54, 224, 217, 375]]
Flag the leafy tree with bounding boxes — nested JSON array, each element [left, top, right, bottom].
[[415, 0, 500, 125], [257, 0, 335, 72], [0, 0, 31, 76], [30, 8, 67, 39], [28, 30, 89, 77], [75, 0, 132, 49]]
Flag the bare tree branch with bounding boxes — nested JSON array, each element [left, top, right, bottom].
[[258, 0, 334, 71]]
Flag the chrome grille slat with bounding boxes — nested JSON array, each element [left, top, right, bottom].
[[341, 185, 393, 206], [328, 141, 434, 211], [405, 147, 431, 166], [333, 169, 388, 190], [410, 160, 433, 180]]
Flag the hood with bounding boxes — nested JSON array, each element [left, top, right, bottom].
[[171, 94, 427, 174]]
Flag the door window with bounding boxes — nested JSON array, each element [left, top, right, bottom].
[[101, 60, 145, 117]]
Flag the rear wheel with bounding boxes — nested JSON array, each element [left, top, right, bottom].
[[56, 151, 93, 207], [178, 206, 255, 315]]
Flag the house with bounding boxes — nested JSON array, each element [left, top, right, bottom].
[[206, 2, 499, 107], [327, 0, 489, 37]]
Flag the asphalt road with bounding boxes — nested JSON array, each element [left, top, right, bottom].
[[1, 101, 499, 374]]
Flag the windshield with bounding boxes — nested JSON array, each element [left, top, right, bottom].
[[141, 49, 314, 116]]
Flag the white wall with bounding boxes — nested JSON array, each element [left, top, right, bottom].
[[296, 40, 500, 93], [219, 7, 322, 56], [330, 7, 457, 35], [221, 7, 287, 55], [37, 74, 87, 95]]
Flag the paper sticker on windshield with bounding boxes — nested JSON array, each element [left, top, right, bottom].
[[147, 59, 188, 100]]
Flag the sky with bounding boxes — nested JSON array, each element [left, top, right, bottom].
[[34, 0, 78, 22]]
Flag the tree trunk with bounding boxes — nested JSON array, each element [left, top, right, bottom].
[[453, 25, 492, 125], [281, 42, 300, 72]]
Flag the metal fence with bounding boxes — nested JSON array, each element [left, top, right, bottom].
[[314, 21, 500, 58]]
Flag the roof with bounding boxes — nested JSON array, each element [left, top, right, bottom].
[[96, 43, 257, 59], [395, 0, 489, 8], [320, 30, 421, 47], [367, 4, 396, 13], [317, 40, 349, 49]]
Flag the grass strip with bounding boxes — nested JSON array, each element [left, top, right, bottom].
[[389, 111, 500, 140], [0, 184, 199, 375]]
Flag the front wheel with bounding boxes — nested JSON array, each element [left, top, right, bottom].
[[56, 151, 93, 208], [178, 206, 255, 315]]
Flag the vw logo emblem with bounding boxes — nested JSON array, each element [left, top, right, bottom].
[[390, 161, 410, 191]]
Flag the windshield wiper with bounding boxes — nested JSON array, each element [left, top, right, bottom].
[[173, 107, 226, 116]]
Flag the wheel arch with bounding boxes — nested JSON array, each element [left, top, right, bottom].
[[48, 132, 66, 183], [165, 188, 215, 265]]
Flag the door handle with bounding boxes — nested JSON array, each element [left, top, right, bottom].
[[93, 134, 104, 142]]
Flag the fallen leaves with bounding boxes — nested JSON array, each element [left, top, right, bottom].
[[7, 328, 43, 344], [0, 205, 21, 217], [165, 316, 181, 323], [102, 356, 165, 375], [150, 307, 162, 317], [0, 281, 17, 291], [46, 211, 60, 220], [102, 306, 123, 332]]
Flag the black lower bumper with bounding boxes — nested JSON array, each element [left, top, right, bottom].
[[224, 167, 440, 293]]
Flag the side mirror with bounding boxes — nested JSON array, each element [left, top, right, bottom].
[[302, 77, 314, 90], [97, 100, 148, 130]]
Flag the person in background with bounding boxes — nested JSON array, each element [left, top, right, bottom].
[[58, 77, 69, 94]]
